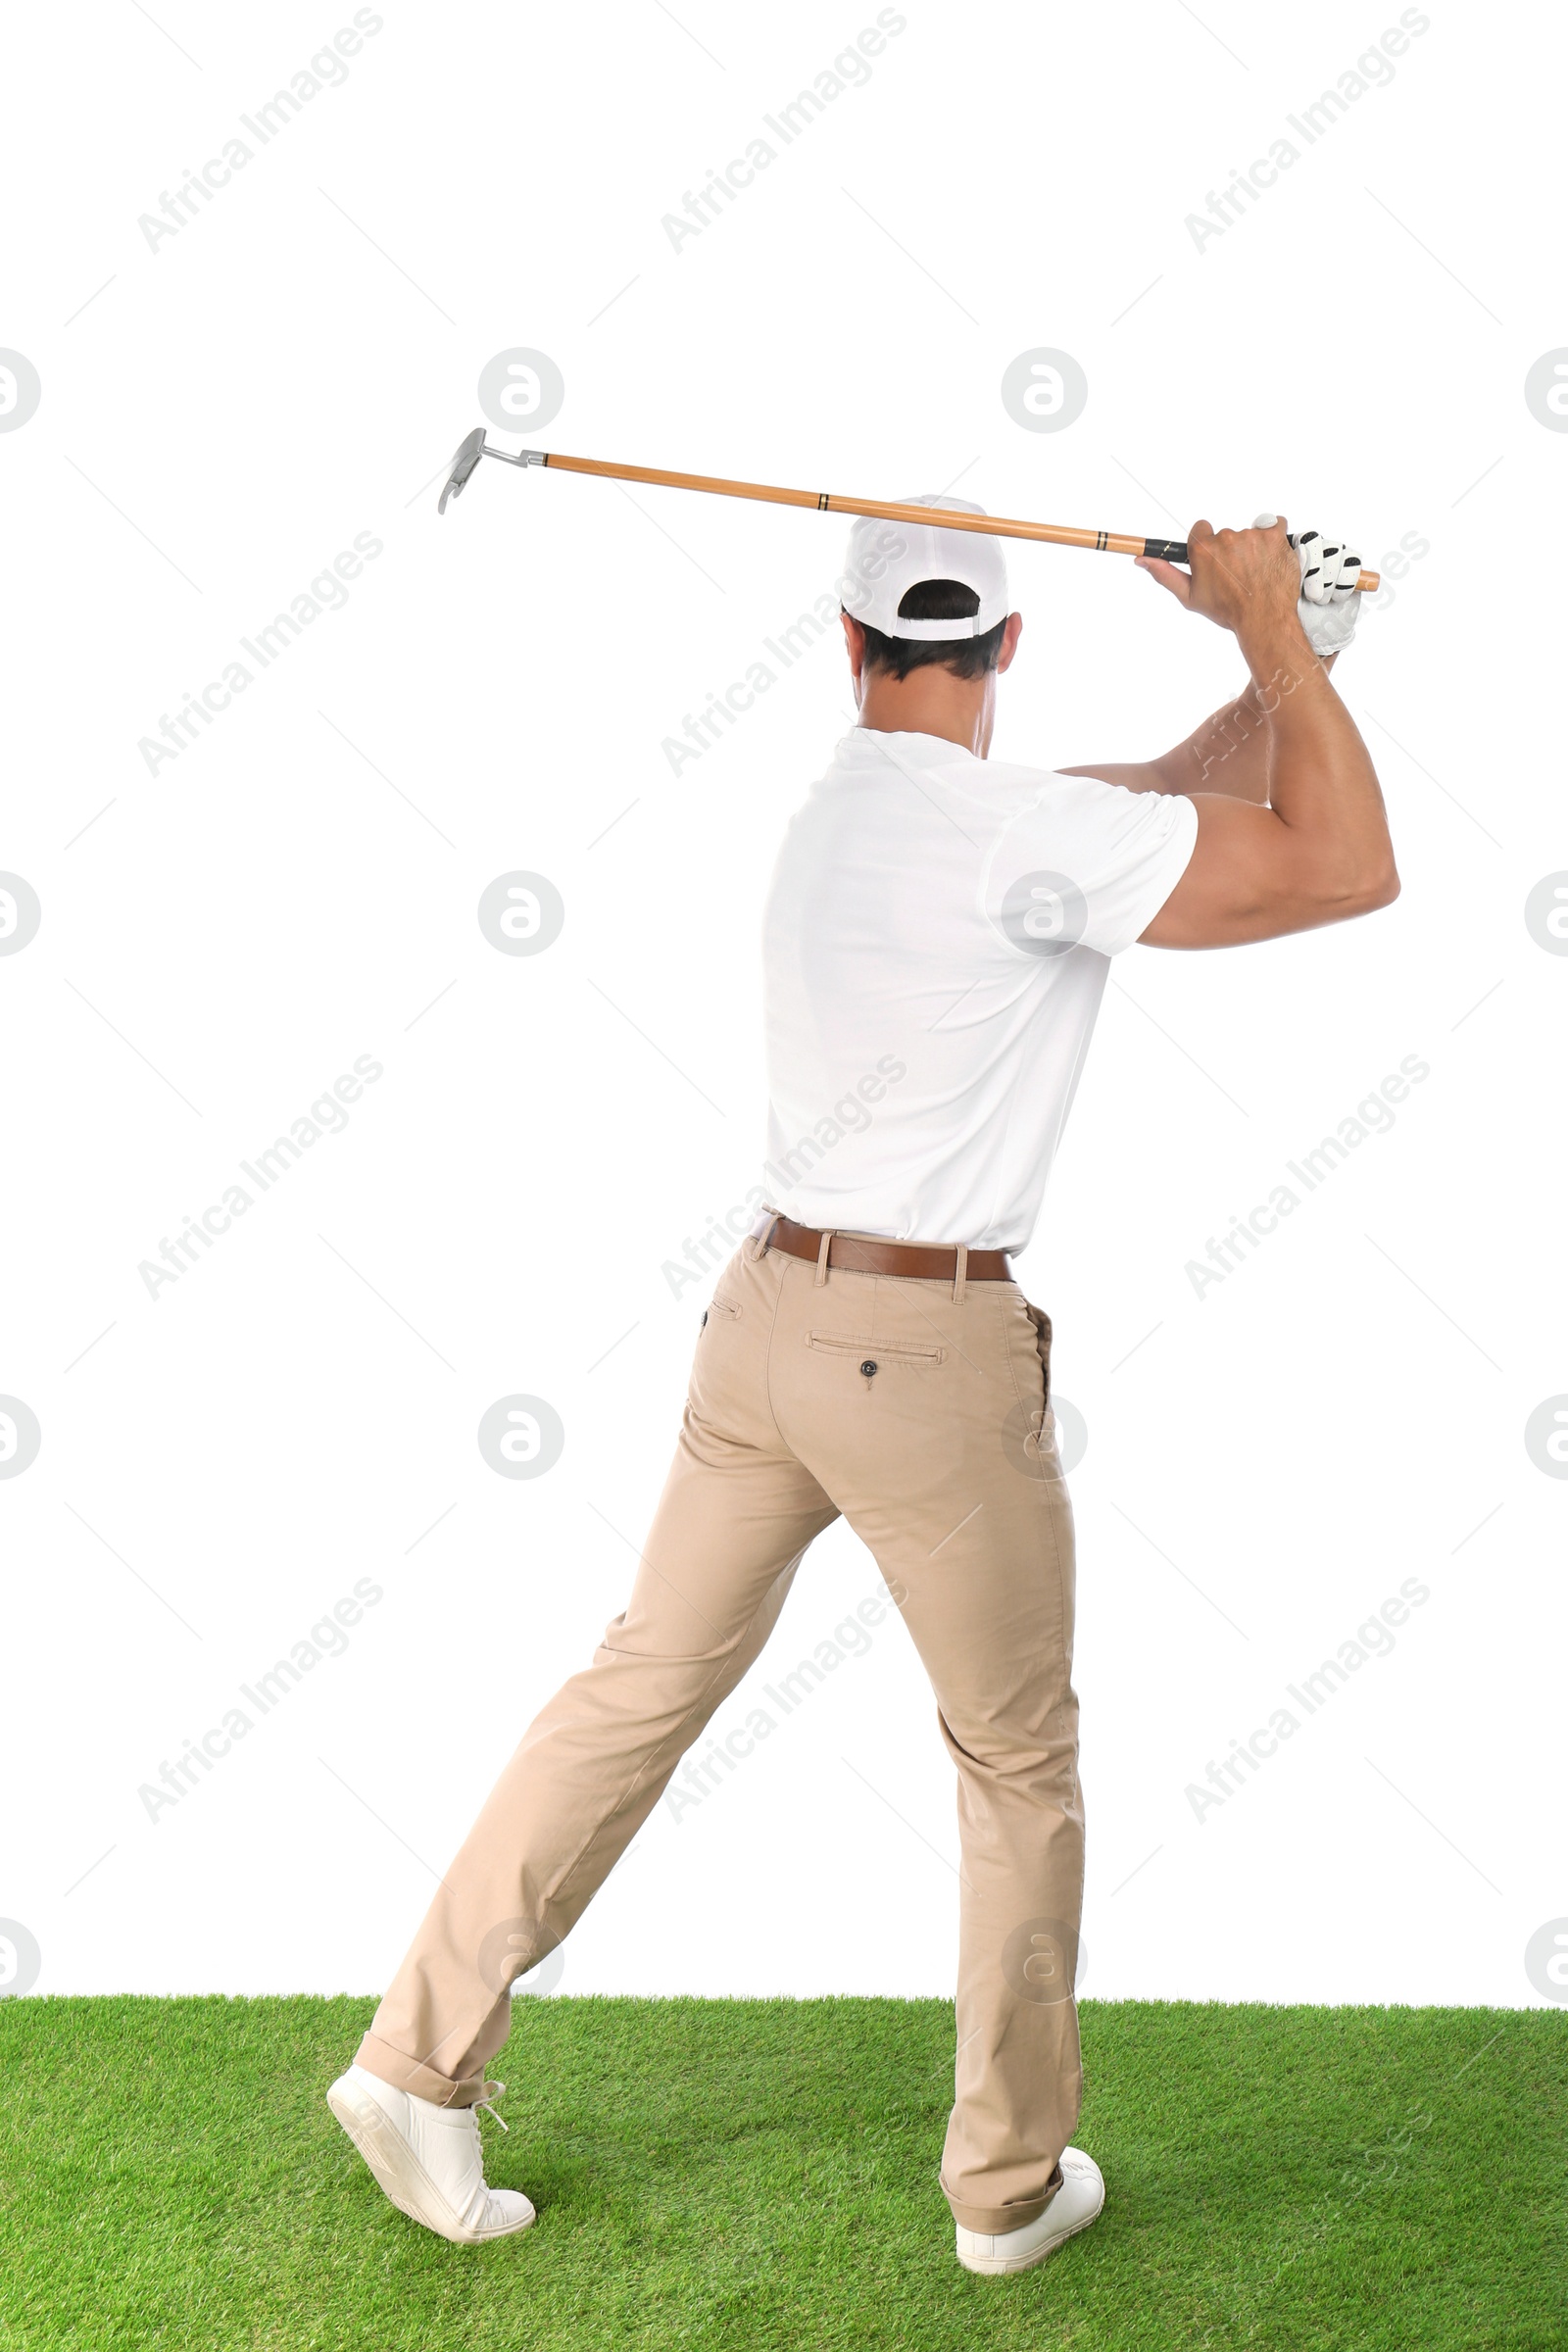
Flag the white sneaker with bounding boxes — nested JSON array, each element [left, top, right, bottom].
[[955, 2146, 1104, 2276], [327, 2064, 536, 2244]]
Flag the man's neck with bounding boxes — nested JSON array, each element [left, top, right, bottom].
[[855, 673, 992, 758]]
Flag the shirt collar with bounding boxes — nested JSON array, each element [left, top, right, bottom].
[[835, 727, 982, 770]]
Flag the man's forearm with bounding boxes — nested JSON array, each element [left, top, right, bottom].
[[1153, 684, 1274, 803], [1064, 656, 1337, 805], [1132, 515, 1397, 947], [1236, 621, 1394, 905], [1154, 652, 1341, 803]]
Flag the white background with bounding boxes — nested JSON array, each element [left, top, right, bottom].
[[3, 0, 1564, 2012]]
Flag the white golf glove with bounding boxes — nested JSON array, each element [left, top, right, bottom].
[[1253, 514, 1362, 657]]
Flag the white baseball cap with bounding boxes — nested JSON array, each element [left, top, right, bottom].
[[839, 494, 1009, 640]]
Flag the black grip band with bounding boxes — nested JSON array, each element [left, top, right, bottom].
[[1141, 537, 1189, 564]]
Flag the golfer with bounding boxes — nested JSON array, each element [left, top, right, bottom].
[[329, 503, 1396, 2275]]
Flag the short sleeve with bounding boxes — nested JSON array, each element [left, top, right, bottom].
[[983, 774, 1198, 959]]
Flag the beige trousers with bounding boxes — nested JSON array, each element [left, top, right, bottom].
[[357, 1233, 1084, 2235]]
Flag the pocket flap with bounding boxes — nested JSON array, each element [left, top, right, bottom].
[[806, 1331, 945, 1366]]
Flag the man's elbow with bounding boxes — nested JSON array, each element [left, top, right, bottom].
[[1306, 853, 1400, 920], [1353, 858, 1400, 914]]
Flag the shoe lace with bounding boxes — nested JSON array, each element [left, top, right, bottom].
[[474, 2079, 509, 2134]]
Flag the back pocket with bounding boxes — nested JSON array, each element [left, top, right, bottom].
[[806, 1332, 945, 1367]]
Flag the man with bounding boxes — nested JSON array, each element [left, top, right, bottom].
[[328, 502, 1396, 2275]]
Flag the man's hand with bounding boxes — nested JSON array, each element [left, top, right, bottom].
[[1135, 516, 1306, 649], [1137, 514, 1364, 660], [1065, 506, 1396, 942], [1063, 515, 1319, 807], [1130, 510, 1395, 947], [1254, 514, 1363, 658]]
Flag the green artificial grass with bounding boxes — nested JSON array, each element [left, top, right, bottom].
[[0, 1996, 1563, 2350]]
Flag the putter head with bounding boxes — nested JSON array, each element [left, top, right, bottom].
[[438, 427, 488, 514]]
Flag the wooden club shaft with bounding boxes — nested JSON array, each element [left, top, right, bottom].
[[532, 449, 1381, 595]]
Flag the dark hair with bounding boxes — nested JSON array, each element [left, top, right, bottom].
[[851, 577, 1006, 681]]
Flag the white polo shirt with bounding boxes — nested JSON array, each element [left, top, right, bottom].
[[760, 728, 1198, 1253]]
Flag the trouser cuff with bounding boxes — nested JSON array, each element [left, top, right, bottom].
[[945, 2164, 1061, 2236], [354, 2031, 486, 2109]]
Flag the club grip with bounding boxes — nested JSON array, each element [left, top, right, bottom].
[[1140, 536, 1381, 594]]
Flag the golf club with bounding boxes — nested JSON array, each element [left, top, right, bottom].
[[436, 428, 1382, 593]]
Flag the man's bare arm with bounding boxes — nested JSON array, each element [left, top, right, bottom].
[[1061, 656, 1341, 807], [1124, 518, 1396, 949]]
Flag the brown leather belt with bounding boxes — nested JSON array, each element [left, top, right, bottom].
[[765, 1214, 1011, 1284]]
